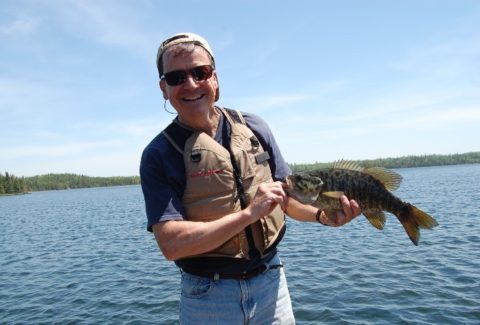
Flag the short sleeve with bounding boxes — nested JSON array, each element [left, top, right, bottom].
[[140, 136, 186, 232]]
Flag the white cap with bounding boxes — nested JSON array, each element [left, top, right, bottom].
[[156, 32, 215, 77]]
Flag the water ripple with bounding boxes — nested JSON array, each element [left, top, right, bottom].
[[1, 165, 480, 324]]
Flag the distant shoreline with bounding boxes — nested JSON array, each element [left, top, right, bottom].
[[2, 152, 479, 194], [289, 151, 480, 172]]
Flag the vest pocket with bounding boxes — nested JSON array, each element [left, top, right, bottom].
[[183, 136, 238, 221], [234, 148, 256, 180]]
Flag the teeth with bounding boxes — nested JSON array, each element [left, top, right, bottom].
[[184, 94, 203, 101]]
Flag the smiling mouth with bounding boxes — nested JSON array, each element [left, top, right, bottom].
[[183, 94, 204, 102]]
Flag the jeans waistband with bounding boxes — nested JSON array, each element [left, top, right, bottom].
[[181, 263, 283, 280]]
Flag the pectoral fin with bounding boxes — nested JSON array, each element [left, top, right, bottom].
[[363, 209, 386, 230], [322, 191, 345, 199]]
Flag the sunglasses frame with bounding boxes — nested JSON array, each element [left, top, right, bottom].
[[161, 65, 214, 86]]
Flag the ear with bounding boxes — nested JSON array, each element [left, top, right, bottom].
[[212, 71, 219, 88], [159, 79, 168, 100], [212, 71, 220, 102]]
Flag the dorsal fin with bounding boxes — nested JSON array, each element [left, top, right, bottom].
[[331, 159, 364, 171], [330, 160, 402, 192], [364, 167, 403, 191]]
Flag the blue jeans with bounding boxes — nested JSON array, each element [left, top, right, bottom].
[[179, 254, 295, 324]]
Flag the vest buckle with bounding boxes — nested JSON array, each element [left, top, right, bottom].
[[250, 136, 260, 148], [191, 151, 201, 162]]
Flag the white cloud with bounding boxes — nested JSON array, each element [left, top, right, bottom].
[[234, 94, 311, 112], [383, 106, 480, 130], [42, 1, 157, 61], [39, 152, 141, 176], [388, 32, 480, 80], [1, 141, 123, 159], [2, 1, 479, 176], [0, 77, 58, 113], [3, 150, 142, 177], [0, 17, 39, 35]]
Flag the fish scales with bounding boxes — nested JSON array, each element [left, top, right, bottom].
[[286, 160, 438, 245], [313, 169, 401, 212]]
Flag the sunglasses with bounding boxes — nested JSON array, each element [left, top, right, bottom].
[[161, 65, 214, 86]]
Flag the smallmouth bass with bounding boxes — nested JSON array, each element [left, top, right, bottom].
[[285, 160, 438, 245]]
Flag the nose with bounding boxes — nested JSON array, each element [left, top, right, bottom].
[[182, 74, 200, 88]]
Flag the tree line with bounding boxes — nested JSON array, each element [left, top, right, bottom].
[[2, 151, 479, 195], [25, 174, 140, 191], [1, 172, 140, 195], [0, 172, 28, 195], [290, 151, 480, 172]]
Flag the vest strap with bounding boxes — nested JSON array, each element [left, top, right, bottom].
[[163, 107, 241, 154], [222, 107, 246, 125], [220, 108, 261, 260], [162, 120, 195, 155]]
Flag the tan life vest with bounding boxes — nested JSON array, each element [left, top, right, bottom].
[[163, 108, 286, 260]]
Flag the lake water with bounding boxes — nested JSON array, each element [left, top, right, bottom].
[[1, 164, 479, 324]]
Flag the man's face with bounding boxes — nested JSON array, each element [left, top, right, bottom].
[[160, 47, 218, 126]]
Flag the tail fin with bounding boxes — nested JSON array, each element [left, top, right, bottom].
[[399, 203, 438, 245]]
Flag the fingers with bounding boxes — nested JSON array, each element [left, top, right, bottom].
[[326, 195, 361, 227], [350, 199, 361, 216], [339, 195, 356, 220], [250, 181, 287, 218], [261, 181, 287, 210]]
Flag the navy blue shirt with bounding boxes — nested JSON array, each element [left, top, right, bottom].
[[140, 109, 291, 272]]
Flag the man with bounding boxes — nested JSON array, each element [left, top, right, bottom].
[[140, 32, 361, 324]]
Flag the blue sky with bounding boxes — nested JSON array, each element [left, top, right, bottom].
[[1, 0, 479, 176]]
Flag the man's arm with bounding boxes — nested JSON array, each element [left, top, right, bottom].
[[153, 210, 254, 261], [152, 182, 287, 260]]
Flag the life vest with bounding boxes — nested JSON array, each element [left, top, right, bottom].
[[162, 107, 286, 260]]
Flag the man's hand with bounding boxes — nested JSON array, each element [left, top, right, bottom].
[[322, 195, 361, 227], [248, 181, 287, 219]]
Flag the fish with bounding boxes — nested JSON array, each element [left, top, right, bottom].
[[285, 160, 438, 245]]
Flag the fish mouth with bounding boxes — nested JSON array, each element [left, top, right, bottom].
[[284, 176, 299, 200], [285, 176, 293, 188]]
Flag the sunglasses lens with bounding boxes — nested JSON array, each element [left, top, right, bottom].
[[164, 71, 186, 86], [191, 65, 213, 81], [163, 65, 213, 86]]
